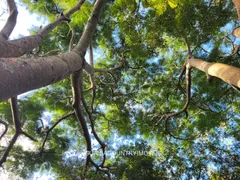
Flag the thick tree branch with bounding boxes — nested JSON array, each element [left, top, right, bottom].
[[73, 0, 106, 56], [0, 0, 85, 58], [0, 0, 18, 40], [0, 52, 84, 102], [187, 57, 240, 89]]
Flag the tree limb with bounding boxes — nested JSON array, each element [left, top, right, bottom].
[[0, 0, 18, 40], [73, 0, 106, 56], [0, 0, 86, 58], [0, 120, 8, 141], [153, 64, 193, 140], [0, 97, 21, 166]]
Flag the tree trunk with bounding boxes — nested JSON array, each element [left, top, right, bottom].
[[187, 58, 240, 88]]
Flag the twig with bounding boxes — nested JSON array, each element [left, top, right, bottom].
[[41, 111, 74, 152]]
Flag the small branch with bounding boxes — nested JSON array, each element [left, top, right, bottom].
[[10, 97, 21, 132], [0, 97, 20, 166], [89, 157, 111, 179], [21, 131, 38, 142], [153, 64, 193, 140], [94, 58, 125, 73], [42, 49, 62, 56], [41, 111, 74, 152], [0, 133, 18, 166], [89, 42, 94, 66], [80, 71, 107, 168], [68, 23, 76, 52], [38, 0, 86, 37], [0, 120, 8, 140], [220, 36, 240, 57], [184, 37, 192, 56]]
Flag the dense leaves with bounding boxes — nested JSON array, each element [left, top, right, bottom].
[[0, 0, 240, 179]]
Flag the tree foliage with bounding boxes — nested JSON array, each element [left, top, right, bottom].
[[0, 0, 240, 179]]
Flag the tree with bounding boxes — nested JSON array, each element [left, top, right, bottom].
[[0, 0, 240, 179]]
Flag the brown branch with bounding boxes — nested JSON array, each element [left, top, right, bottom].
[[89, 157, 111, 179], [0, 0, 86, 58], [21, 131, 38, 142], [71, 1, 110, 168], [0, 0, 18, 40], [73, 0, 107, 56], [71, 70, 92, 168], [89, 42, 94, 66], [41, 111, 74, 152], [67, 23, 76, 52], [184, 37, 192, 56], [0, 97, 20, 166], [38, 0, 86, 37], [42, 49, 62, 56], [0, 97, 38, 166], [0, 120, 8, 140], [153, 64, 193, 140], [80, 73, 107, 168], [220, 36, 240, 57], [71, 70, 109, 176], [84, 44, 96, 92]]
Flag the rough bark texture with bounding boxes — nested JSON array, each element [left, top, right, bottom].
[[187, 58, 240, 88], [0, 52, 83, 102], [0, 35, 43, 58], [0, 0, 105, 101]]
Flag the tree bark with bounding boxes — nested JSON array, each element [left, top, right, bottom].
[[0, 0, 106, 102], [233, 0, 240, 19], [0, 52, 83, 102], [0, 0, 85, 58], [187, 58, 240, 88]]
